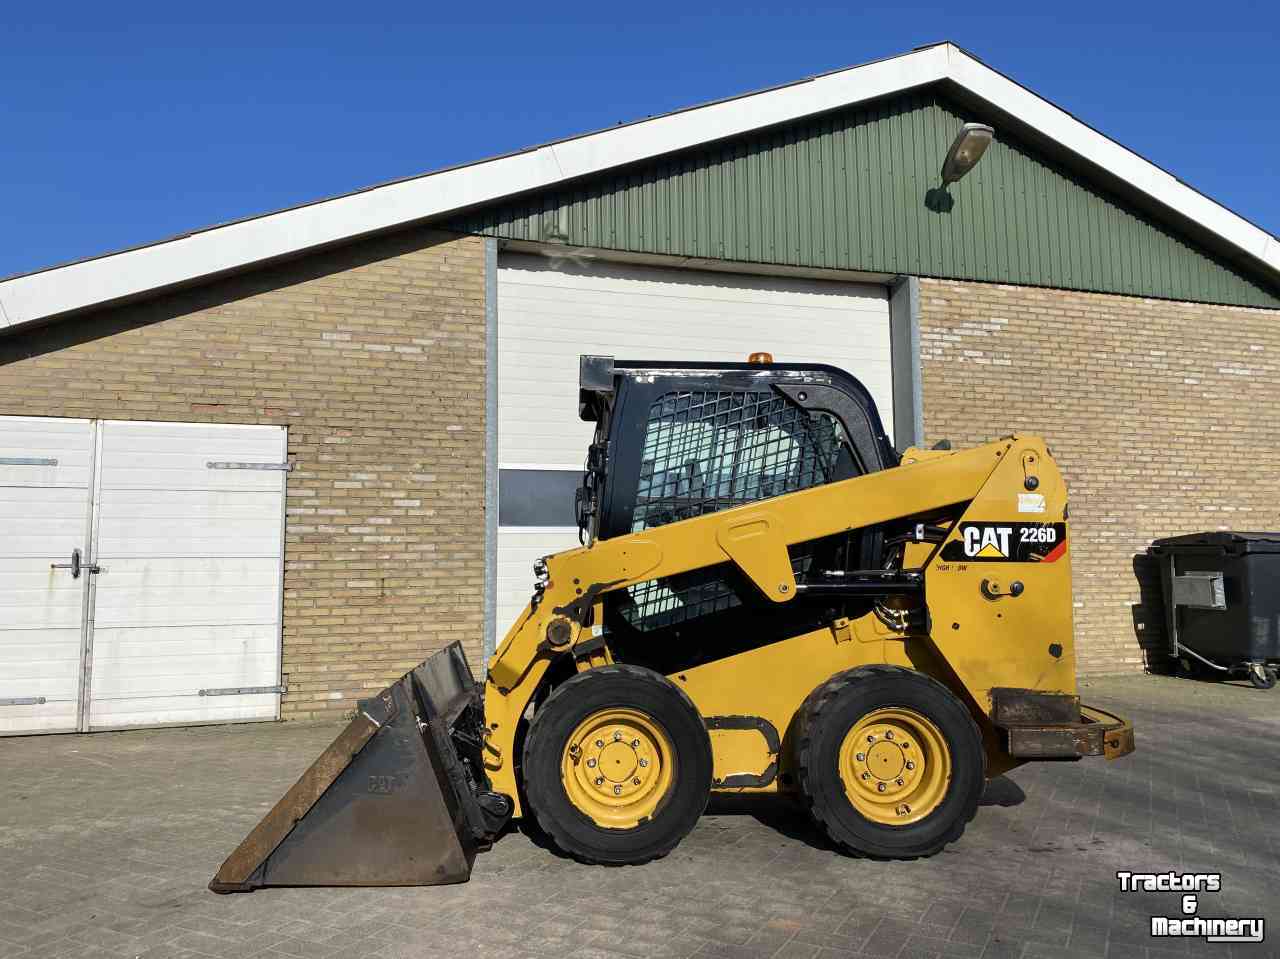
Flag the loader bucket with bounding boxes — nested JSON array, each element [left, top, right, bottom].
[[209, 642, 499, 892]]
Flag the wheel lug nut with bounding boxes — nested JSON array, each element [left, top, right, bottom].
[[905, 761, 915, 770], [633, 778, 641, 786], [631, 739, 640, 747], [586, 758, 596, 768], [896, 803, 911, 816], [613, 731, 622, 741], [855, 752, 865, 762], [901, 742, 910, 749], [638, 758, 649, 767], [861, 772, 870, 780], [595, 739, 604, 748], [896, 778, 904, 786], [877, 782, 887, 792], [595, 777, 604, 786], [613, 785, 622, 795], [885, 731, 894, 741], [867, 734, 876, 743]]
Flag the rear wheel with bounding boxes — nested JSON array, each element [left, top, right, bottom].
[[796, 665, 985, 859], [521, 665, 712, 864]]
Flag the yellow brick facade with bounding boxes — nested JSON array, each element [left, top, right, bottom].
[[918, 278, 1280, 674], [5, 236, 1277, 715], [0, 229, 487, 720]]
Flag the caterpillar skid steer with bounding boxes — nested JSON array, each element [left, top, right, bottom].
[[210, 354, 1134, 892]]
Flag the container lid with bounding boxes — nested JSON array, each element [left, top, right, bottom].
[[1150, 531, 1280, 555]]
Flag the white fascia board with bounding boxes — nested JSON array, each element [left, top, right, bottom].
[[0, 147, 563, 331], [945, 46, 1280, 275], [0, 46, 948, 331], [1, 41, 1275, 330], [549, 47, 948, 180]]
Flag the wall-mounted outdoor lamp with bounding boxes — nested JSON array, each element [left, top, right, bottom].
[[941, 123, 995, 184]]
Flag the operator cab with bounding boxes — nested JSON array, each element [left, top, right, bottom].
[[576, 354, 899, 544], [574, 354, 905, 673]]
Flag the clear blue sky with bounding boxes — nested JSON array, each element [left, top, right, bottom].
[[3, 1, 1277, 279]]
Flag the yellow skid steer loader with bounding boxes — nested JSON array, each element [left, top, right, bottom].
[[211, 354, 1134, 892]]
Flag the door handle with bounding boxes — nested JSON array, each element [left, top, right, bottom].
[[51, 548, 102, 579]]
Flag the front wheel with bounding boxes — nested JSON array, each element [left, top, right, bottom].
[[1248, 663, 1278, 690], [521, 664, 712, 865], [795, 665, 986, 859]]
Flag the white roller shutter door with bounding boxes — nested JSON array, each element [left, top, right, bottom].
[[494, 253, 893, 645]]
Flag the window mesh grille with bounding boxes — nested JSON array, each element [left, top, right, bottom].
[[631, 389, 841, 533], [617, 565, 744, 631], [618, 388, 844, 631]]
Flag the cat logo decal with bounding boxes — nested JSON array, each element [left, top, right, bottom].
[[941, 523, 1068, 563]]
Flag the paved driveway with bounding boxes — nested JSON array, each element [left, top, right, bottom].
[[1, 675, 1276, 959]]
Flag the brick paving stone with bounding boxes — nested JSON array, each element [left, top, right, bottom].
[[772, 944, 819, 959], [978, 938, 1025, 959], [0, 675, 1277, 959]]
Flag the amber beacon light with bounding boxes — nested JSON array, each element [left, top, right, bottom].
[[747, 351, 774, 364]]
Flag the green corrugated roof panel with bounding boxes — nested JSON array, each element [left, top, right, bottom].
[[449, 89, 1280, 309]]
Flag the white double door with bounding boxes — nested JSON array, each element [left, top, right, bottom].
[[0, 417, 286, 735]]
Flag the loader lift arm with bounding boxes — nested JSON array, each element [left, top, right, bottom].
[[489, 440, 1001, 690]]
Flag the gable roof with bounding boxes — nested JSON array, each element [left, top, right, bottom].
[[2, 42, 1277, 332]]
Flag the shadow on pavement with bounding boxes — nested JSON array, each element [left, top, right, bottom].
[[704, 792, 835, 851], [517, 775, 1029, 860], [979, 774, 1026, 807]]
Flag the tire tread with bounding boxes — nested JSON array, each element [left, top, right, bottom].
[[521, 664, 709, 866], [794, 664, 984, 860]]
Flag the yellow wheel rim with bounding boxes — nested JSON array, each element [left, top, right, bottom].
[[561, 708, 676, 829], [838, 707, 951, 825]]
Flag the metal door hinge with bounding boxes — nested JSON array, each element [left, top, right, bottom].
[[199, 685, 287, 697], [207, 461, 292, 471]]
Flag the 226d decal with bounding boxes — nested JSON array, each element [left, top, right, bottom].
[[940, 522, 1068, 563]]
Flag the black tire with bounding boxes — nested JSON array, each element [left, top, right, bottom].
[[795, 665, 985, 859], [521, 664, 712, 865], [1247, 664, 1278, 690]]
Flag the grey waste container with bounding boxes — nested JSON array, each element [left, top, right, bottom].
[[1149, 532, 1280, 689]]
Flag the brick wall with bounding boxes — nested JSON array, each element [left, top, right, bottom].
[[8, 240, 1275, 711], [0, 229, 488, 720], [918, 278, 1280, 674]]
